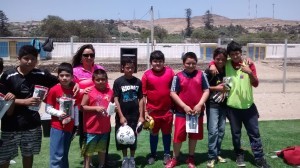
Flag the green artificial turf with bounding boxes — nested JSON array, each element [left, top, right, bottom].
[[9, 120, 300, 168]]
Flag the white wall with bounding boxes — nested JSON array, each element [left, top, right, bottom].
[[266, 44, 300, 59], [51, 43, 202, 63]]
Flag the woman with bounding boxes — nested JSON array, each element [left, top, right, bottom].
[[71, 44, 105, 149]]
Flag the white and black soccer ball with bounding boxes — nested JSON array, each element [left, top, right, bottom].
[[116, 125, 136, 145]]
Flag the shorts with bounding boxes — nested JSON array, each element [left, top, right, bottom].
[[81, 133, 109, 157], [150, 111, 173, 135], [115, 120, 137, 151], [0, 127, 42, 165], [173, 115, 203, 143]]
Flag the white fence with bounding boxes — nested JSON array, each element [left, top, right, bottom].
[[51, 43, 202, 63]]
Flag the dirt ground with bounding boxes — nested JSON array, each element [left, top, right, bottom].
[[35, 61, 300, 126]]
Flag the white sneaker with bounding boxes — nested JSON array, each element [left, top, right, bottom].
[[9, 160, 16, 165], [122, 158, 129, 168], [128, 158, 136, 168]]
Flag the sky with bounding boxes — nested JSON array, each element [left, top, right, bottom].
[[1, 0, 300, 22]]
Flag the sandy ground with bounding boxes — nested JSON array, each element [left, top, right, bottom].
[[37, 61, 300, 126]]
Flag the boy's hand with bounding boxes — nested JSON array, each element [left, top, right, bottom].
[[183, 105, 193, 115], [145, 113, 153, 122], [60, 112, 67, 118], [138, 116, 145, 123], [239, 63, 252, 75], [72, 83, 80, 96], [193, 104, 203, 115], [83, 87, 92, 94], [209, 64, 219, 76], [96, 106, 107, 116], [26, 97, 41, 106], [4, 92, 15, 101], [120, 116, 127, 125]]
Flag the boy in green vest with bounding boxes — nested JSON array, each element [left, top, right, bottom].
[[210, 41, 271, 168], [226, 41, 270, 168]]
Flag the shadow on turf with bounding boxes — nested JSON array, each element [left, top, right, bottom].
[[80, 150, 256, 167]]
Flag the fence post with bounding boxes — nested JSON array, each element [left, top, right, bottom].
[[282, 39, 287, 93]]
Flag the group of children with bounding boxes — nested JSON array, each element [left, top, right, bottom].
[[0, 41, 271, 168]]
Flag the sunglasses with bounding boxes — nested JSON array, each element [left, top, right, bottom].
[[82, 53, 95, 58]]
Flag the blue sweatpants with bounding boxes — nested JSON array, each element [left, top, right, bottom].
[[50, 127, 72, 168]]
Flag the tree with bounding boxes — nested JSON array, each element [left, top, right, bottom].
[[0, 10, 12, 37], [185, 8, 193, 37], [203, 10, 214, 30], [154, 26, 168, 42], [40, 15, 68, 38]]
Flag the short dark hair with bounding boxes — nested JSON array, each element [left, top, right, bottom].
[[0, 58, 3, 73], [213, 47, 227, 59], [58, 62, 73, 75], [18, 45, 38, 58], [121, 57, 135, 67], [227, 41, 242, 54], [182, 52, 197, 63], [150, 50, 165, 63], [92, 69, 108, 80]]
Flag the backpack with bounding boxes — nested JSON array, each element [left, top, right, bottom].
[[30, 38, 41, 53], [42, 37, 54, 52], [277, 146, 300, 166]]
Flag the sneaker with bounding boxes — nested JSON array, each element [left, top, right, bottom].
[[255, 158, 271, 168], [163, 154, 171, 165], [217, 156, 227, 163], [236, 154, 246, 167], [165, 158, 177, 168], [186, 156, 196, 168], [148, 155, 156, 165], [207, 159, 215, 168], [128, 158, 136, 168], [121, 158, 129, 168]]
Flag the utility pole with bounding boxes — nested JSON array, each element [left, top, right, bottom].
[[150, 6, 154, 52], [272, 3, 275, 20], [255, 4, 257, 19], [248, 0, 251, 18]]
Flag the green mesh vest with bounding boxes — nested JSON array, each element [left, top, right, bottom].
[[225, 60, 254, 109]]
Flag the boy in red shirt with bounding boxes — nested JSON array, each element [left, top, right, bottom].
[[142, 50, 174, 165], [81, 69, 113, 168], [166, 52, 210, 168], [45, 62, 80, 168]]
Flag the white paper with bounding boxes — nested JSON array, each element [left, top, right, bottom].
[[107, 102, 116, 116], [186, 114, 199, 133], [28, 85, 48, 111]]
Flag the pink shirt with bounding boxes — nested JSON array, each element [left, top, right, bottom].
[[73, 64, 105, 89]]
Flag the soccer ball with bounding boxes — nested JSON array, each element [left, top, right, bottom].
[[116, 125, 136, 145]]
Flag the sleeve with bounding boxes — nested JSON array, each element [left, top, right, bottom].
[[204, 68, 212, 84], [113, 79, 120, 98], [0, 71, 8, 87], [45, 86, 57, 106], [137, 79, 143, 99], [208, 60, 215, 66], [170, 75, 180, 92], [45, 103, 63, 117], [141, 73, 147, 95], [42, 69, 59, 88], [201, 72, 210, 90], [249, 63, 259, 87]]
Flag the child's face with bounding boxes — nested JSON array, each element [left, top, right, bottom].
[[18, 55, 37, 71], [151, 59, 164, 72], [58, 71, 73, 87], [93, 74, 107, 90], [229, 51, 242, 64], [214, 54, 227, 69], [123, 63, 135, 77], [183, 57, 197, 73]]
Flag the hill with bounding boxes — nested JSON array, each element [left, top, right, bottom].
[[122, 14, 300, 34]]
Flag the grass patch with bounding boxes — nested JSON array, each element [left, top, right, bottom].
[[9, 120, 300, 168]]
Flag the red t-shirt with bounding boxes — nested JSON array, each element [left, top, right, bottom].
[[142, 66, 174, 117], [45, 84, 79, 133], [83, 86, 113, 134]]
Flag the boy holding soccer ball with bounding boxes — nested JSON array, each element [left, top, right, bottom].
[[113, 57, 144, 168]]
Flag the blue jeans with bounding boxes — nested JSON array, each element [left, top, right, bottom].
[[50, 127, 72, 168], [226, 103, 264, 160], [206, 106, 226, 160]]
